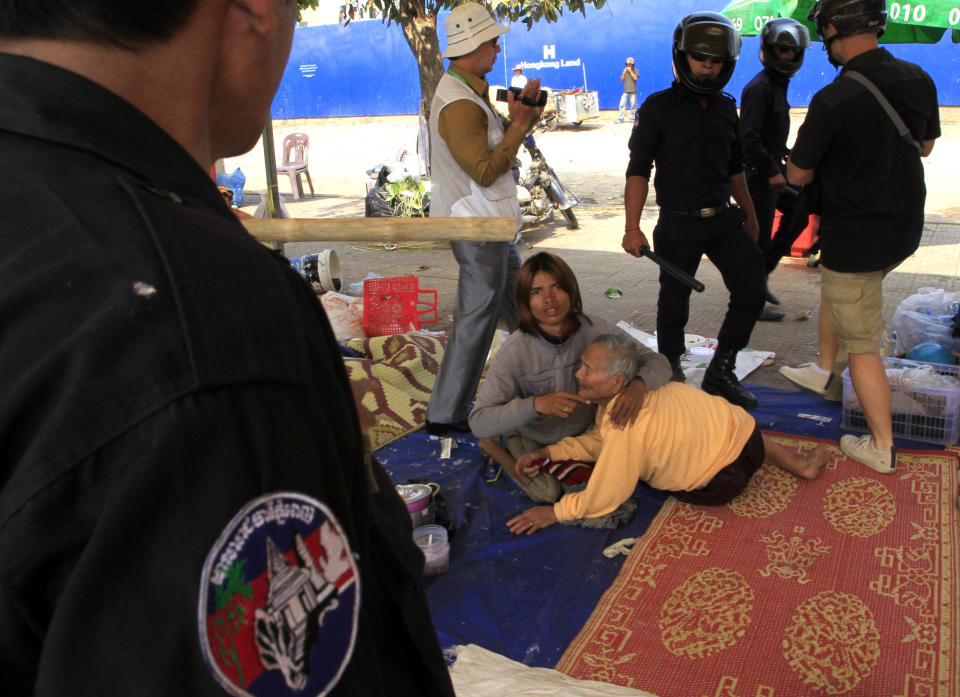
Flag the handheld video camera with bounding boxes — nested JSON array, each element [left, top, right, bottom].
[[495, 86, 548, 107]]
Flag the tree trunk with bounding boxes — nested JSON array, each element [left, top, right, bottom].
[[397, 13, 443, 120]]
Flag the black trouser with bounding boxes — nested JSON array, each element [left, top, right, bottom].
[[766, 186, 811, 273], [652, 205, 765, 362], [746, 169, 811, 275]]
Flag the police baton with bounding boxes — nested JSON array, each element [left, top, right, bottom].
[[638, 246, 705, 293]]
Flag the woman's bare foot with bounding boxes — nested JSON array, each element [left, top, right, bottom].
[[796, 444, 829, 479]]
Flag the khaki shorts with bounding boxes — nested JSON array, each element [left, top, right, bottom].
[[820, 263, 899, 355]]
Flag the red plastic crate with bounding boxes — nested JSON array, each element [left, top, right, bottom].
[[363, 275, 438, 337]]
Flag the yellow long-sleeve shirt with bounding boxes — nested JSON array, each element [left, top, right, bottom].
[[548, 382, 756, 522]]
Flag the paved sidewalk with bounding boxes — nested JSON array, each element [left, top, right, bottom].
[[231, 110, 960, 393], [271, 193, 960, 391]]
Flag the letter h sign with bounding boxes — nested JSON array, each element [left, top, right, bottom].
[[543, 44, 556, 60]]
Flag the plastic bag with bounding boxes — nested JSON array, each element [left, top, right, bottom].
[[891, 288, 960, 356], [364, 168, 396, 218], [364, 163, 430, 218], [253, 190, 290, 219], [320, 292, 365, 341], [215, 167, 245, 206]]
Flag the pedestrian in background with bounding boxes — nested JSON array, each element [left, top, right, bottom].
[[616, 57, 639, 123], [511, 63, 528, 89]]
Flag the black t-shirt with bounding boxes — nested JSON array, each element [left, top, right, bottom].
[[627, 83, 744, 210], [0, 54, 454, 697], [790, 48, 940, 272], [740, 68, 791, 178]]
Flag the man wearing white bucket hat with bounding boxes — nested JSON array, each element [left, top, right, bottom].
[[425, 2, 545, 437], [511, 63, 528, 89]]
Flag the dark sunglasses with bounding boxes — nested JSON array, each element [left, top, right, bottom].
[[687, 51, 725, 65]]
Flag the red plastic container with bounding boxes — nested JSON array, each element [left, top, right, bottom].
[[363, 275, 438, 337]]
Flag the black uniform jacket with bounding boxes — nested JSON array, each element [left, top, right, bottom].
[[0, 53, 454, 697], [740, 68, 791, 179], [627, 82, 745, 211]]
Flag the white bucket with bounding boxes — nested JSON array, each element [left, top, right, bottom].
[[315, 249, 341, 293], [289, 250, 342, 294]]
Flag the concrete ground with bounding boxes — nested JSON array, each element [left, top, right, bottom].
[[226, 108, 960, 392]]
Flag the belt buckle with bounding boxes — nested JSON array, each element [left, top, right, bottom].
[[700, 207, 716, 218]]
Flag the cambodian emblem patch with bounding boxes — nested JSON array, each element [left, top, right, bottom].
[[198, 492, 359, 696]]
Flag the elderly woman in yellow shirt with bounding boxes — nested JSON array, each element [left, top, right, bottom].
[[507, 334, 828, 536]]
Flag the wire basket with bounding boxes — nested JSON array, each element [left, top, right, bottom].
[[363, 275, 438, 337], [841, 357, 960, 445]]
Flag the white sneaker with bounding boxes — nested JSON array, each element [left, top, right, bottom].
[[840, 434, 896, 474], [779, 363, 833, 396]]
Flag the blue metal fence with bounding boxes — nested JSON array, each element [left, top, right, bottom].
[[271, 0, 960, 119]]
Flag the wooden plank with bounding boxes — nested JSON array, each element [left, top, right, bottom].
[[242, 216, 516, 242]]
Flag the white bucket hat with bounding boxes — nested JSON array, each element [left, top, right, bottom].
[[442, 2, 509, 59]]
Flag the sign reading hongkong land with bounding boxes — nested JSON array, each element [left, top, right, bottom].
[[519, 44, 583, 71]]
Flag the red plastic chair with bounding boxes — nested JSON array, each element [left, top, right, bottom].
[[278, 132, 314, 199]]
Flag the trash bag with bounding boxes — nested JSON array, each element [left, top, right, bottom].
[[364, 167, 395, 218], [891, 288, 960, 356], [215, 167, 245, 206]]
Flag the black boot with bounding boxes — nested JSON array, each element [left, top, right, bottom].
[[669, 357, 686, 383], [702, 348, 758, 409], [763, 276, 780, 305]]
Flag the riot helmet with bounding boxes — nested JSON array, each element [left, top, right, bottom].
[[760, 18, 810, 78], [672, 12, 742, 95], [808, 0, 887, 39]]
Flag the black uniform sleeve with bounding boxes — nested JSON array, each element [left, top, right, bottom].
[[740, 81, 779, 178], [727, 100, 746, 177], [626, 97, 657, 179], [790, 93, 834, 172], [923, 74, 941, 141], [0, 383, 453, 697]]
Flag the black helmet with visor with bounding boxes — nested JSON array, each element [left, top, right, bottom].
[[672, 12, 742, 95], [808, 0, 887, 39], [760, 18, 810, 78]]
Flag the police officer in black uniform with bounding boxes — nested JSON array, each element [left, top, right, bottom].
[[740, 18, 811, 322], [0, 3, 455, 696], [623, 11, 765, 410]]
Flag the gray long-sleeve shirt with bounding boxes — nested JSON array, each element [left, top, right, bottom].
[[469, 315, 671, 444]]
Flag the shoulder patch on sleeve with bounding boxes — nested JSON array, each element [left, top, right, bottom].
[[198, 492, 359, 696]]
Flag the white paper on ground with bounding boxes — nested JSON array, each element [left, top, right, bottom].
[[447, 644, 658, 697], [616, 320, 775, 389]]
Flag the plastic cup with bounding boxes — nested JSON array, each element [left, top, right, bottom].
[[412, 524, 449, 575], [689, 346, 715, 363]]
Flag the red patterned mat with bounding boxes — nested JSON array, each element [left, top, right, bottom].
[[556, 433, 960, 697]]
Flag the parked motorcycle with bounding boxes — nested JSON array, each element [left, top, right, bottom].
[[515, 134, 579, 230]]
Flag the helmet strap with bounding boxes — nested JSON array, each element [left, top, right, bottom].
[[824, 33, 843, 68]]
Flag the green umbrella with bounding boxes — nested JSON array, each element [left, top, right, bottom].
[[720, 0, 784, 35], [721, 0, 951, 41]]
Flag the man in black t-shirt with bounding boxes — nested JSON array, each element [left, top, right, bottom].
[[780, 0, 939, 474], [623, 11, 765, 410]]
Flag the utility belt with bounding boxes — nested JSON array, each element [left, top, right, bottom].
[[665, 202, 733, 218]]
